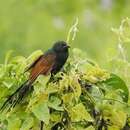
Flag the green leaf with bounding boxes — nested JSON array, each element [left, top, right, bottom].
[[71, 77, 81, 100], [7, 115, 21, 130], [4, 50, 13, 65], [108, 126, 121, 130], [83, 64, 110, 83], [2, 78, 15, 88], [62, 93, 74, 105], [110, 110, 127, 129], [32, 101, 50, 124], [69, 103, 93, 122], [101, 103, 127, 129], [48, 96, 64, 111], [104, 74, 129, 102], [34, 75, 50, 94], [50, 112, 61, 122], [20, 117, 34, 130], [86, 126, 95, 130]]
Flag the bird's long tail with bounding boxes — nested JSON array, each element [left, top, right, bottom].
[[0, 80, 34, 112]]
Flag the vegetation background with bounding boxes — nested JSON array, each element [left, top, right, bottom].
[[0, 1, 130, 130], [0, 0, 130, 65]]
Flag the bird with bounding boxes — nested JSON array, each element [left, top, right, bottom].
[[0, 41, 70, 112]]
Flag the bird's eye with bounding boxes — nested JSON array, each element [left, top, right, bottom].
[[63, 44, 67, 47]]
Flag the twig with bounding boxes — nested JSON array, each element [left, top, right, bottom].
[[66, 17, 79, 44]]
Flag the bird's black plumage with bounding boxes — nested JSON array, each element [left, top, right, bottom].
[[51, 41, 69, 75], [0, 41, 69, 112]]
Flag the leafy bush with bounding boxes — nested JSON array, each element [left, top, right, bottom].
[[0, 48, 129, 130], [0, 18, 130, 130]]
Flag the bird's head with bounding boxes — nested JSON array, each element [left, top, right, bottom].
[[53, 41, 70, 53]]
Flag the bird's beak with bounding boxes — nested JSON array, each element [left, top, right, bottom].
[[65, 45, 70, 48]]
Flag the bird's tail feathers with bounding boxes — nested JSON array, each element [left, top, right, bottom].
[[0, 80, 33, 112]]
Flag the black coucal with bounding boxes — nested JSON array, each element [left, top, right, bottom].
[[1, 41, 70, 111]]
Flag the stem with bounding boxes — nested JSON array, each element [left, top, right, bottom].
[[66, 17, 79, 44], [94, 95, 130, 107], [84, 90, 96, 106], [118, 43, 126, 61]]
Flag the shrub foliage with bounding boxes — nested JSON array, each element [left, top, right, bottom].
[[0, 18, 130, 130]]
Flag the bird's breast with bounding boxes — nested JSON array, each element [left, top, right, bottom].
[[51, 52, 68, 74]]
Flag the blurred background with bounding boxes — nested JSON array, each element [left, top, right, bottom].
[[0, 0, 130, 65]]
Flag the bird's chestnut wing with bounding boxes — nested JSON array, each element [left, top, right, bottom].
[[29, 53, 56, 81]]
